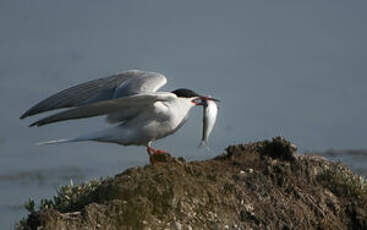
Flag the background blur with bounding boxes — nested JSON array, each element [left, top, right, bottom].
[[1, 0, 367, 227]]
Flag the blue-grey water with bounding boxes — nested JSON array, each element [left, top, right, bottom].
[[1, 0, 367, 228]]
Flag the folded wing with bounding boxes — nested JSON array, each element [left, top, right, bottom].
[[20, 70, 167, 119]]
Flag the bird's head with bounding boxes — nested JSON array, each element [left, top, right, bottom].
[[171, 88, 220, 106]]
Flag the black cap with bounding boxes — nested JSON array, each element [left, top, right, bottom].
[[171, 88, 201, 98]]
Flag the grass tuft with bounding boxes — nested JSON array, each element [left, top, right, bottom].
[[25, 177, 110, 213], [319, 162, 367, 206]]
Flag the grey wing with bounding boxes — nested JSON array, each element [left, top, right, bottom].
[[101, 70, 168, 124], [20, 70, 167, 119], [112, 70, 167, 98], [106, 70, 168, 123], [29, 93, 175, 127]]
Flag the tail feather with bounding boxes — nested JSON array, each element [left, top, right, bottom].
[[36, 139, 76, 145], [35, 127, 125, 146]]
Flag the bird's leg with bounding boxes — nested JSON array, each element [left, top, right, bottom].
[[146, 146, 155, 164], [147, 146, 166, 155], [146, 145, 168, 164], [153, 149, 167, 154]]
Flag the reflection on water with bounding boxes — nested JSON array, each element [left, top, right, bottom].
[[0, 166, 86, 186]]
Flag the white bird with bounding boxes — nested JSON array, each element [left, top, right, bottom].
[[20, 70, 220, 163]]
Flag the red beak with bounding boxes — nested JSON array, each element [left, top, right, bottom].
[[200, 96, 220, 102]]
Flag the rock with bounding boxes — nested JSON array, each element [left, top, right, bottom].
[[170, 221, 182, 230], [17, 137, 367, 230]]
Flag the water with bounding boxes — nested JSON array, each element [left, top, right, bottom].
[[1, 0, 367, 228]]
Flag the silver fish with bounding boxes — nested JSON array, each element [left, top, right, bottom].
[[200, 99, 218, 148]]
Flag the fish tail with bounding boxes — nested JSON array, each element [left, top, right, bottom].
[[199, 140, 210, 150]]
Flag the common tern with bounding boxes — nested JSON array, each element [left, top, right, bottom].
[[20, 70, 220, 163]]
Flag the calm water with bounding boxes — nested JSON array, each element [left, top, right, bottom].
[[1, 0, 367, 228]]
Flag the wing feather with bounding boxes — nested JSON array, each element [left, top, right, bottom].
[[29, 93, 175, 127], [20, 70, 167, 119]]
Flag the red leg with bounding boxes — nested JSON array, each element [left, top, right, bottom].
[[147, 146, 166, 155], [153, 149, 166, 154], [146, 146, 155, 164], [146, 146, 167, 164]]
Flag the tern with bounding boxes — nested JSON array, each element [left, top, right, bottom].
[[20, 70, 219, 163]]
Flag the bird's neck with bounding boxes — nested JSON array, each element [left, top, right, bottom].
[[163, 97, 195, 121], [175, 97, 196, 112], [163, 97, 196, 130]]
